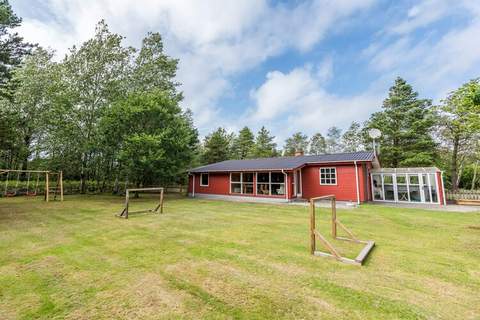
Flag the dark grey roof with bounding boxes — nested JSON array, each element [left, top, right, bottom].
[[189, 151, 375, 173]]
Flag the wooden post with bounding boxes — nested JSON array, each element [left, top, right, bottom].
[[310, 200, 316, 255], [60, 171, 64, 201], [125, 189, 129, 219], [331, 197, 337, 238], [45, 172, 49, 202], [160, 188, 164, 214]]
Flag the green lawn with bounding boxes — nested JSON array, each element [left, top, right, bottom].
[[0, 195, 479, 320]]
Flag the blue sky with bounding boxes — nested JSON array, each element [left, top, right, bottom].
[[11, 0, 480, 146]]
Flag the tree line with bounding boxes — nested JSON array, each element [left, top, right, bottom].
[[201, 77, 480, 191], [0, 1, 479, 193], [0, 2, 197, 192]]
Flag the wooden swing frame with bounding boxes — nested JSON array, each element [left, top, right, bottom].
[[0, 169, 63, 202], [310, 195, 374, 266], [117, 187, 164, 219]]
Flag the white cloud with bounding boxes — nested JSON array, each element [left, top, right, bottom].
[[365, 1, 480, 100], [389, 0, 451, 35], [248, 63, 383, 144], [13, 0, 376, 133]]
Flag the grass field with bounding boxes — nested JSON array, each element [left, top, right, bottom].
[[0, 195, 479, 319]]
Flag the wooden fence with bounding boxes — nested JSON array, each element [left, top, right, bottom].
[[59, 182, 188, 196], [446, 189, 480, 201]]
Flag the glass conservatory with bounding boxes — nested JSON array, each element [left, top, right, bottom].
[[371, 168, 445, 205]]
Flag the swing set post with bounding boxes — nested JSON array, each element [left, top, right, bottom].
[[1, 169, 63, 202]]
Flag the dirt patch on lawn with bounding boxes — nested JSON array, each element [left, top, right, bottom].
[[65, 273, 189, 319]]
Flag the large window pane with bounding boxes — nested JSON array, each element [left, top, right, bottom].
[[257, 173, 269, 183], [430, 174, 438, 203], [243, 173, 254, 182], [271, 172, 284, 183], [398, 185, 409, 201], [231, 183, 242, 193], [409, 175, 419, 185], [243, 183, 254, 194], [396, 174, 407, 184], [257, 183, 270, 195], [372, 174, 383, 200], [409, 185, 421, 202], [383, 175, 393, 184], [422, 174, 431, 202], [271, 183, 285, 195], [231, 173, 241, 182]]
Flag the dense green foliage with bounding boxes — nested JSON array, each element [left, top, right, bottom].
[[0, 0, 32, 88], [0, 18, 197, 190], [283, 132, 308, 156], [309, 133, 327, 155], [437, 78, 480, 190], [201, 128, 233, 164], [365, 77, 437, 167], [232, 126, 255, 159], [252, 126, 278, 158]]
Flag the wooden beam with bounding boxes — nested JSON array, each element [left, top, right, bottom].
[[331, 197, 337, 238], [355, 241, 375, 264], [160, 188, 164, 214], [310, 201, 315, 255], [309, 194, 375, 266], [314, 230, 341, 258], [59, 171, 64, 201], [335, 219, 358, 241], [45, 172, 49, 202], [313, 251, 361, 266]]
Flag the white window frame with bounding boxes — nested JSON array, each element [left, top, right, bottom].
[[371, 172, 440, 204], [319, 167, 337, 185], [255, 172, 286, 196], [230, 172, 254, 195], [200, 173, 209, 187]]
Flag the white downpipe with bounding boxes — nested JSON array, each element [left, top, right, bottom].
[[192, 174, 195, 197], [282, 169, 288, 201], [354, 161, 360, 205], [440, 171, 447, 206]]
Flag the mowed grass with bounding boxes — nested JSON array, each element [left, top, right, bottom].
[[0, 195, 479, 320]]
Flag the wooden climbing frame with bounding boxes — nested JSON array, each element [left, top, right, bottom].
[[0, 169, 63, 202], [310, 195, 374, 266], [117, 187, 164, 219]]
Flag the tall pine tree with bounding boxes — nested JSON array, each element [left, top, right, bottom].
[[0, 0, 33, 89], [342, 121, 363, 152], [252, 126, 277, 158], [202, 128, 233, 164], [367, 77, 436, 167], [283, 132, 308, 156], [309, 133, 327, 155], [325, 126, 343, 153], [232, 126, 255, 159]]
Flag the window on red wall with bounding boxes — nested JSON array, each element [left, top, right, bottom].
[[200, 173, 209, 186], [230, 172, 254, 194], [319, 167, 336, 185], [256, 172, 285, 195]]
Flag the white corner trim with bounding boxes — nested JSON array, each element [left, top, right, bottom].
[[440, 171, 447, 206], [354, 161, 360, 205]]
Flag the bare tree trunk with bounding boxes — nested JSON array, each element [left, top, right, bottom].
[[472, 160, 479, 190], [80, 153, 87, 194], [451, 136, 459, 191]]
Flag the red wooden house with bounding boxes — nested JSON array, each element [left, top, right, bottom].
[[188, 151, 446, 205]]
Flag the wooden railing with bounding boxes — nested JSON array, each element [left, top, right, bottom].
[[446, 189, 480, 201]]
